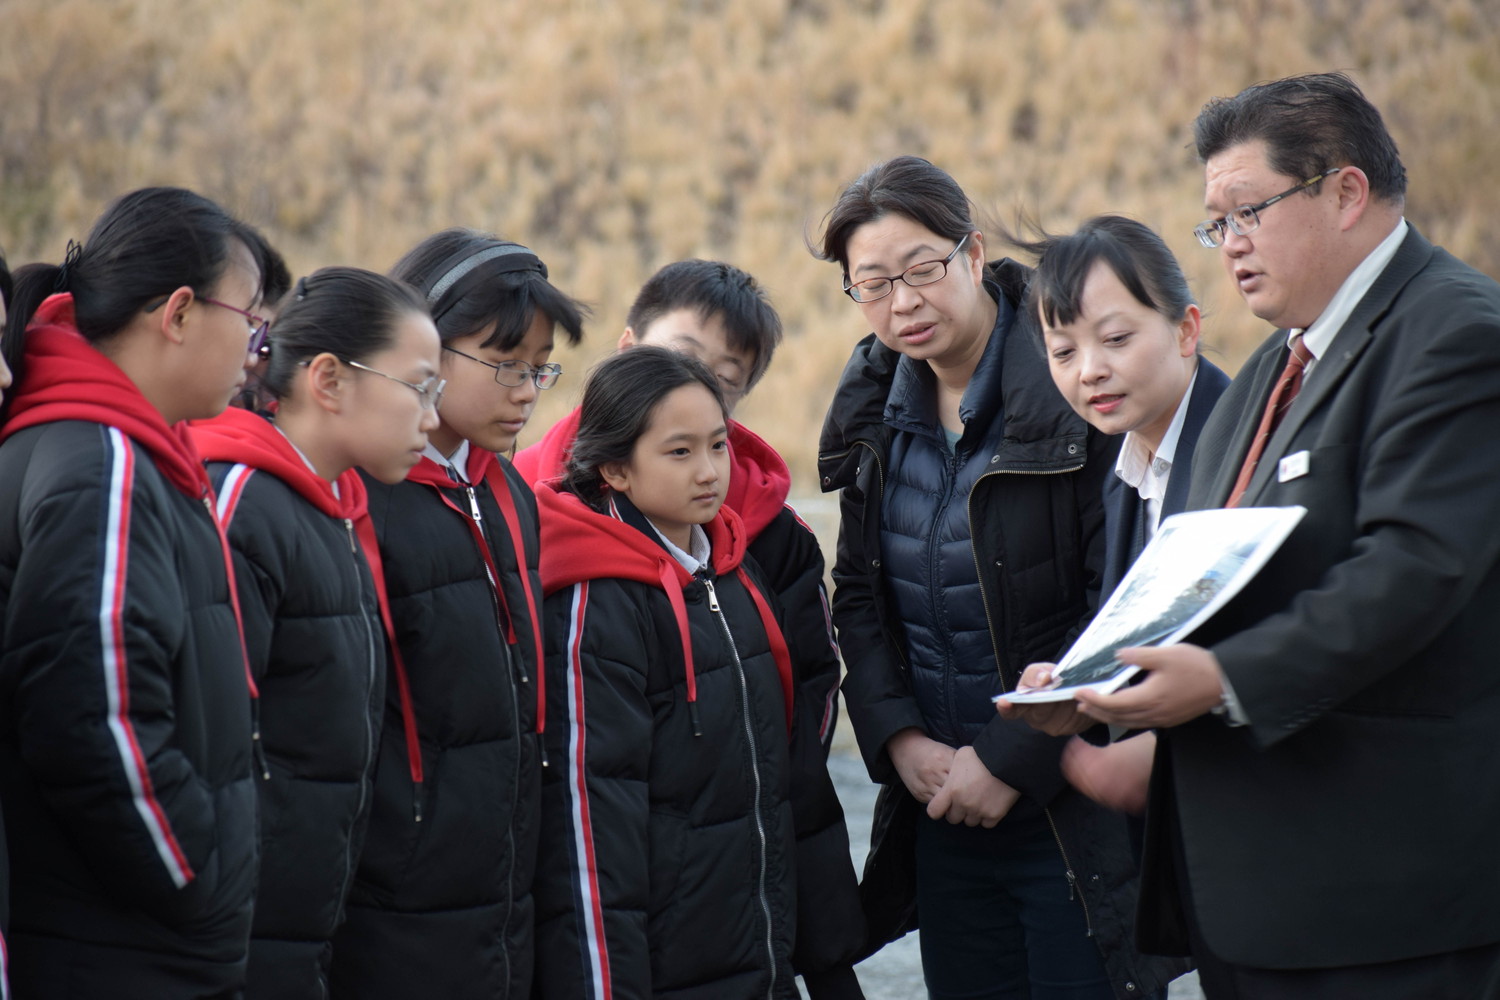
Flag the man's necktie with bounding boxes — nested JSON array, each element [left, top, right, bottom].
[[1225, 334, 1312, 509]]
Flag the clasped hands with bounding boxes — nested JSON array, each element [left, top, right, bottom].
[[887, 728, 1019, 828]]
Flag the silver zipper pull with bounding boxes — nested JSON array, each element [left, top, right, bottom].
[[465, 486, 483, 523], [701, 576, 720, 612]]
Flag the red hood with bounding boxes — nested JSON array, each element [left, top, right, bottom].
[[536, 480, 792, 733], [516, 408, 790, 540], [188, 407, 368, 522], [2, 294, 211, 498], [721, 420, 791, 539], [536, 478, 748, 596], [405, 442, 497, 490]]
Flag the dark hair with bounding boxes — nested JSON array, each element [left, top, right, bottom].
[[816, 155, 976, 277], [1193, 72, 1407, 203], [5, 187, 259, 346], [1007, 215, 1196, 333], [390, 228, 587, 350], [563, 346, 727, 509], [0, 244, 11, 316], [626, 259, 783, 390], [261, 267, 429, 399], [241, 226, 292, 311]]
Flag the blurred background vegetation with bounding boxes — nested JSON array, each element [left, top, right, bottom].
[[2, 0, 1496, 489]]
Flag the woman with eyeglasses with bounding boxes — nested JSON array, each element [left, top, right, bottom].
[[0, 187, 264, 998], [814, 158, 1185, 1000], [188, 267, 442, 1000], [328, 229, 586, 1000]]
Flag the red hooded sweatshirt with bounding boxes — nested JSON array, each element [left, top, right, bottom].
[[535, 480, 793, 730], [515, 407, 793, 541], [4, 293, 260, 712]]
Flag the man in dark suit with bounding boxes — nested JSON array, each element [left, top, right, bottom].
[[1005, 72, 1500, 997]]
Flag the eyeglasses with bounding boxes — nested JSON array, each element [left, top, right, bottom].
[[144, 293, 270, 354], [342, 359, 447, 410], [1193, 168, 1343, 249], [200, 297, 271, 355], [442, 346, 563, 389], [843, 235, 969, 303]]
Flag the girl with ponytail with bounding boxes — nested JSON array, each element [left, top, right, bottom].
[[188, 267, 441, 1000], [0, 186, 265, 998]]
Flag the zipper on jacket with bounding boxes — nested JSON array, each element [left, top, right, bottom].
[[462, 483, 531, 688], [343, 518, 380, 911], [1048, 811, 1094, 938], [456, 485, 522, 987], [700, 575, 779, 1000], [207, 495, 270, 781], [964, 463, 1096, 939]]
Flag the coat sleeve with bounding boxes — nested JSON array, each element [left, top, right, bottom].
[[533, 581, 656, 1000], [829, 457, 925, 786], [747, 521, 867, 983], [971, 425, 1115, 803], [5, 429, 232, 921], [1213, 286, 1500, 747], [212, 467, 283, 687]]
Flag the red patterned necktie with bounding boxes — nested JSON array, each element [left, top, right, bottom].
[[1225, 334, 1313, 509]]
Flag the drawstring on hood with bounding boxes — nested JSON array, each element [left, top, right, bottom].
[[406, 450, 548, 765], [188, 406, 425, 814], [536, 480, 794, 734], [5, 293, 266, 773]]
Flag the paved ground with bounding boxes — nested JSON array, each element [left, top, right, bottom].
[[821, 742, 1202, 999]]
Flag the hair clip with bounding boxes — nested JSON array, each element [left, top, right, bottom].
[[294, 276, 309, 301]]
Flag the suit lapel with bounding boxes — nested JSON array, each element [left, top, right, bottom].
[[1162, 359, 1230, 518], [1240, 228, 1436, 504], [1199, 345, 1284, 508]]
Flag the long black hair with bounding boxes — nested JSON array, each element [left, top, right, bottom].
[[563, 346, 726, 509], [390, 228, 587, 349], [0, 186, 259, 419], [261, 267, 430, 400]]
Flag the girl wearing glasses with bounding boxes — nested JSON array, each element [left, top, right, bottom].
[[532, 346, 798, 1000], [188, 267, 442, 1000], [815, 158, 1185, 999], [0, 187, 264, 997], [328, 229, 585, 1000]]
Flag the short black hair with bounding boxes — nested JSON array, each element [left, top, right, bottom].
[[261, 267, 429, 400], [1007, 215, 1196, 333], [1193, 72, 1407, 203], [816, 155, 975, 277], [563, 345, 727, 510], [391, 228, 587, 350], [626, 259, 782, 391]]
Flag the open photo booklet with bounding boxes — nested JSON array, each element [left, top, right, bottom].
[[1000, 505, 1307, 704]]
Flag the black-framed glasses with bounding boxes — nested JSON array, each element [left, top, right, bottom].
[[843, 234, 970, 303], [1193, 168, 1343, 249], [342, 359, 447, 410], [442, 346, 562, 389], [144, 293, 270, 354]]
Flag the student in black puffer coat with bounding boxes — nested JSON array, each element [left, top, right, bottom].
[[0, 187, 262, 999], [328, 230, 585, 1000], [192, 267, 443, 999], [532, 348, 799, 1000]]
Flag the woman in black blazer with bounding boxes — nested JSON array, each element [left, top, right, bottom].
[[1013, 215, 1229, 815]]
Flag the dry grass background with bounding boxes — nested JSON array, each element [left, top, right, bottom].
[[2, 0, 1497, 490]]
